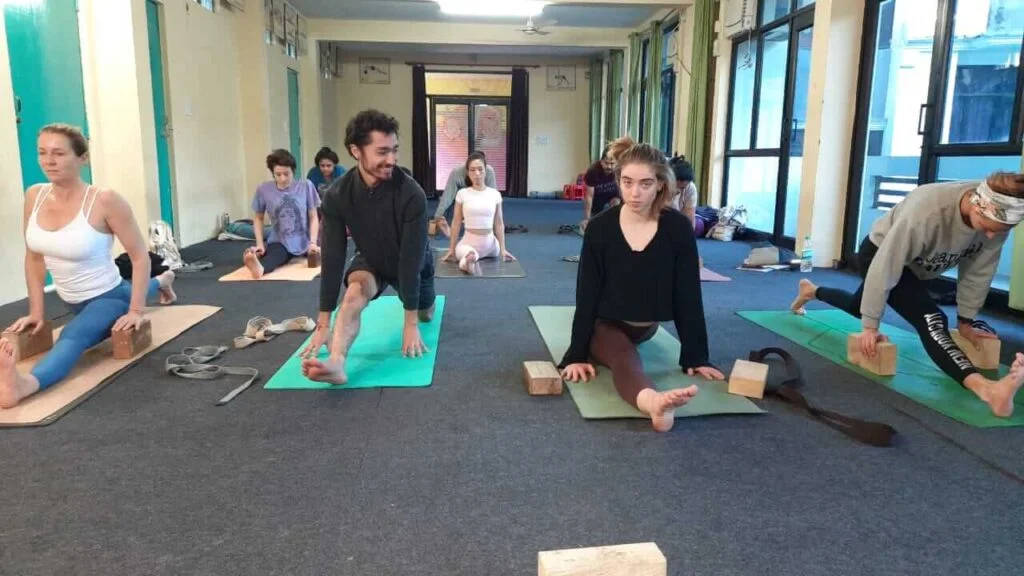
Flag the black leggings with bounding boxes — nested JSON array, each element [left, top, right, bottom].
[[816, 236, 978, 385], [259, 242, 292, 274]]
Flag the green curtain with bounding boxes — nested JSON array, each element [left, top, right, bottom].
[[626, 33, 642, 140], [604, 49, 624, 140], [589, 58, 604, 161], [644, 22, 664, 146], [685, 0, 716, 203]]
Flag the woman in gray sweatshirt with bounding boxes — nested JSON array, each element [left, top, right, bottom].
[[790, 172, 1024, 418]]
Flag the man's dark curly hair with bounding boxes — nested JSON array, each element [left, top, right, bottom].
[[344, 109, 400, 157]]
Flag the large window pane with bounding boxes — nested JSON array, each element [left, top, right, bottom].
[[727, 156, 780, 232], [797, 0, 815, 8], [940, 0, 1023, 144], [729, 39, 757, 150], [854, 0, 937, 243], [473, 104, 508, 191], [435, 103, 469, 188], [936, 155, 1022, 291], [761, 0, 791, 24], [756, 25, 790, 148], [784, 26, 814, 238]]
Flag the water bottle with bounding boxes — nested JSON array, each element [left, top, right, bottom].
[[800, 236, 813, 273]]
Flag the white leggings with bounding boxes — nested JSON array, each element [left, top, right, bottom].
[[455, 230, 500, 261]]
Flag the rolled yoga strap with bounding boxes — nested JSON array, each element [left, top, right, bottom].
[[165, 345, 260, 406]]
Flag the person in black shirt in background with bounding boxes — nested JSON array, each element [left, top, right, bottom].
[[560, 143, 724, 432], [301, 109, 435, 385]]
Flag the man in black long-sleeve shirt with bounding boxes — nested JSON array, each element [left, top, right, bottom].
[[301, 109, 435, 385]]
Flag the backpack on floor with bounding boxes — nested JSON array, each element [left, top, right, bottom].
[[748, 347, 897, 447]]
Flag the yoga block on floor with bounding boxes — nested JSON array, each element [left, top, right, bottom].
[[847, 334, 897, 376], [1, 320, 53, 362], [538, 542, 666, 576], [728, 359, 768, 399], [950, 329, 1001, 370], [112, 318, 152, 360], [428, 221, 437, 236], [523, 361, 563, 395], [307, 251, 321, 268]]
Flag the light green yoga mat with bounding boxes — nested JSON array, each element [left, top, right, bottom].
[[264, 296, 445, 390], [738, 309, 1024, 428], [528, 306, 764, 419]]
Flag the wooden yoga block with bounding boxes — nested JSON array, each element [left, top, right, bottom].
[[1, 320, 54, 362], [538, 542, 666, 576], [950, 329, 1001, 370], [728, 359, 769, 399], [523, 361, 563, 396], [428, 220, 437, 236], [307, 250, 321, 268], [112, 318, 152, 360], [846, 333, 897, 376]]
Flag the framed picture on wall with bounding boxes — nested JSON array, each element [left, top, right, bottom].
[[320, 42, 333, 77], [284, 3, 297, 44], [333, 44, 343, 77], [271, 0, 285, 42], [546, 65, 576, 91], [297, 15, 308, 55], [359, 57, 390, 85]]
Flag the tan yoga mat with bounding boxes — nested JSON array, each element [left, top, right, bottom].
[[0, 304, 221, 427], [218, 259, 320, 282]]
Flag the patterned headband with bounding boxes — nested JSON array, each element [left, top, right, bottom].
[[971, 180, 1024, 226]]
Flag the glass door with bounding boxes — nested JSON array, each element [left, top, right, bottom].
[[845, 0, 1024, 291], [722, 1, 815, 246], [430, 97, 509, 194]]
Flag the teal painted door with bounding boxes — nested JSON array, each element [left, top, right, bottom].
[[5, 0, 91, 188], [146, 0, 174, 229], [287, 68, 301, 173]]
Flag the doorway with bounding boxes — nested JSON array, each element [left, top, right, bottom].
[[721, 1, 815, 247], [844, 0, 1024, 291], [430, 97, 510, 194], [146, 0, 176, 230], [287, 68, 302, 173]]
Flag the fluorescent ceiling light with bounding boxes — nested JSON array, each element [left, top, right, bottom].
[[436, 1, 549, 18]]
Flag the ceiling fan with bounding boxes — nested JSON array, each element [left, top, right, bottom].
[[518, 16, 556, 35]]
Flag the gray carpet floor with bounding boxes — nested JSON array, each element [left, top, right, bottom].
[[1, 198, 1022, 576]]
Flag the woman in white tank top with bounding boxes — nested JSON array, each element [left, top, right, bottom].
[[441, 153, 516, 275], [0, 124, 178, 409]]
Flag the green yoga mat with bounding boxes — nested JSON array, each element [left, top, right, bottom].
[[528, 306, 764, 419], [738, 309, 1024, 428], [264, 296, 445, 390]]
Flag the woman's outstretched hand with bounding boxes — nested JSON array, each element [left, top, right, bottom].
[[561, 363, 596, 383], [686, 365, 724, 380]]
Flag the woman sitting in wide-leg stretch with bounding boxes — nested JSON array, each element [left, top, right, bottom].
[[791, 171, 1024, 418], [442, 152, 516, 274], [243, 149, 321, 278], [0, 123, 177, 408], [559, 143, 724, 432]]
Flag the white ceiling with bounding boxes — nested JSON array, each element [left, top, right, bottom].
[[331, 41, 605, 57], [287, 0, 660, 28]]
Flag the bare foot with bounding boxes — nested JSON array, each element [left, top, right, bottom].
[[983, 353, 1024, 418], [0, 340, 22, 408], [157, 270, 177, 305], [243, 249, 264, 279], [638, 385, 699, 432], [302, 356, 348, 385], [791, 278, 818, 315], [459, 252, 479, 275]]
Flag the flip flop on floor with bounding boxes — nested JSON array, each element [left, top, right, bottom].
[[233, 316, 316, 349], [504, 224, 528, 233]]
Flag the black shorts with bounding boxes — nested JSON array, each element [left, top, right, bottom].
[[344, 251, 436, 310]]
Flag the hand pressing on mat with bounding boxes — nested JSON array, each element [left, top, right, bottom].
[[956, 319, 998, 351], [6, 314, 45, 335], [440, 249, 456, 263], [402, 324, 428, 358], [301, 323, 331, 358], [112, 309, 145, 333], [857, 327, 889, 358], [561, 363, 596, 383], [686, 365, 724, 380], [502, 250, 517, 262]]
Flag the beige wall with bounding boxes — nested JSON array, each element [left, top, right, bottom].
[[327, 56, 591, 194], [0, 16, 27, 305], [266, 44, 296, 156], [320, 74, 342, 150]]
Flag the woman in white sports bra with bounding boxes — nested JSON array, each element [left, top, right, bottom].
[[0, 124, 177, 409], [441, 152, 516, 275]]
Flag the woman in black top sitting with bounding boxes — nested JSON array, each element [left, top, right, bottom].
[[560, 143, 724, 432]]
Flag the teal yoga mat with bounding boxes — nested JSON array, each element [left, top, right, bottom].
[[264, 296, 445, 389], [737, 309, 1024, 428], [528, 306, 764, 419]]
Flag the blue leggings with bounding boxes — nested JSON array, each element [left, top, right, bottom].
[[31, 278, 160, 389]]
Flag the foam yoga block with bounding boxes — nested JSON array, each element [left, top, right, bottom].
[[112, 318, 153, 360], [728, 359, 768, 399], [2, 321, 54, 362], [523, 361, 563, 395], [846, 333, 897, 376], [538, 542, 667, 576], [950, 329, 1000, 370], [307, 251, 321, 268]]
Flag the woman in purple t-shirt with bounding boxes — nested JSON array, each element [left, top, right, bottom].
[[243, 149, 321, 278]]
